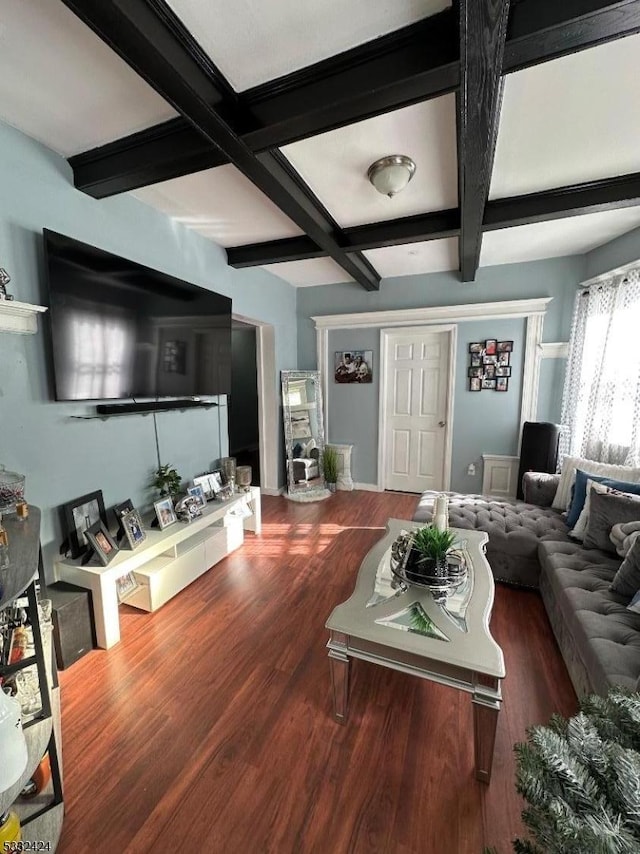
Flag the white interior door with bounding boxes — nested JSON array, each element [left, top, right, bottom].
[[381, 327, 454, 493]]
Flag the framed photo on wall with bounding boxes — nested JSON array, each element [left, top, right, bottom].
[[334, 350, 373, 383]]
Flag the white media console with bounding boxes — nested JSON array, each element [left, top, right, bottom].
[[55, 487, 261, 649]]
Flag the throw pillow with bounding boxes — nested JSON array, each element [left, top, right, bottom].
[[627, 588, 640, 613], [570, 480, 613, 541], [583, 490, 640, 554], [610, 521, 640, 557], [611, 537, 640, 600], [566, 469, 640, 528], [552, 455, 640, 511]]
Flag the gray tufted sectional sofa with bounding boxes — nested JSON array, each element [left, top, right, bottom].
[[413, 473, 640, 698]]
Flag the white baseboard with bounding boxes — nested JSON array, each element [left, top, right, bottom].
[[353, 482, 384, 492], [261, 486, 286, 496]]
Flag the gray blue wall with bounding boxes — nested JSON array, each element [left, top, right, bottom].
[[0, 120, 296, 578], [298, 257, 585, 490], [537, 358, 567, 425], [585, 225, 640, 280]]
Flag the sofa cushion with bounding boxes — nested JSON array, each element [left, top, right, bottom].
[[414, 492, 570, 587], [583, 490, 640, 553], [610, 537, 640, 600], [538, 542, 640, 694]]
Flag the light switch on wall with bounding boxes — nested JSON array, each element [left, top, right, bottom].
[[467, 463, 476, 476]]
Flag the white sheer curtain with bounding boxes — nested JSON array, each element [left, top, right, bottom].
[[560, 267, 640, 465]]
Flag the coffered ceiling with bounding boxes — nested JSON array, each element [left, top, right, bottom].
[[1, 1, 640, 289]]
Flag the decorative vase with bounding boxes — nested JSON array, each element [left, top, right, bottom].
[[236, 465, 252, 491], [0, 687, 28, 791], [327, 482, 337, 493], [433, 493, 449, 532]]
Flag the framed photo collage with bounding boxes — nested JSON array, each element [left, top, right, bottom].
[[468, 339, 513, 393]]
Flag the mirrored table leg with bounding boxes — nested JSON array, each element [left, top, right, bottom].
[[472, 673, 501, 783], [328, 631, 351, 723]]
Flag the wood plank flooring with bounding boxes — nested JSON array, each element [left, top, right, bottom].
[[56, 492, 577, 854]]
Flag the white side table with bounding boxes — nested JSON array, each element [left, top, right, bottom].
[[327, 443, 354, 491]]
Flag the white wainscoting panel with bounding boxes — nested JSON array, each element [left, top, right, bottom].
[[482, 454, 520, 497]]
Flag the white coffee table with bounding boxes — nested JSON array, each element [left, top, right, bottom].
[[326, 519, 505, 783]]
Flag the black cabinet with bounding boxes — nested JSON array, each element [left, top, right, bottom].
[[0, 508, 64, 849]]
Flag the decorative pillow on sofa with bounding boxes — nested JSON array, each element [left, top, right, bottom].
[[570, 480, 613, 541], [552, 455, 640, 511], [627, 587, 640, 613], [566, 469, 640, 528], [611, 537, 640, 600], [583, 490, 640, 554]]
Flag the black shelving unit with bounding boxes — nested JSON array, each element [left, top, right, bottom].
[[0, 508, 64, 849]]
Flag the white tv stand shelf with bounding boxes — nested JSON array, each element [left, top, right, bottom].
[[55, 487, 261, 649]]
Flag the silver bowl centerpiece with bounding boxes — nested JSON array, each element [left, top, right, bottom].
[[390, 527, 467, 600]]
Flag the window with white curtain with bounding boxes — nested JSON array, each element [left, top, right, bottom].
[[560, 267, 640, 465]]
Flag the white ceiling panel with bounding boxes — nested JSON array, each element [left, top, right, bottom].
[[480, 207, 640, 267], [0, 0, 176, 157], [281, 97, 458, 228], [132, 165, 303, 246], [165, 0, 449, 92], [491, 34, 640, 199], [364, 238, 458, 277], [262, 258, 354, 288]]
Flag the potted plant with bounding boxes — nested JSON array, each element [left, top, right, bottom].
[[152, 463, 182, 498], [410, 525, 457, 579], [322, 446, 339, 492]]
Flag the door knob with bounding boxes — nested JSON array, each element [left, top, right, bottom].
[[439, 420, 446, 427]]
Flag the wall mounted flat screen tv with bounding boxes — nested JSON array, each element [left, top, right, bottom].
[[44, 230, 232, 401]]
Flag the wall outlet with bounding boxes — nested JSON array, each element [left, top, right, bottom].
[[467, 463, 476, 476]]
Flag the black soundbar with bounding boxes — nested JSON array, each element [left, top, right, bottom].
[[96, 399, 218, 416]]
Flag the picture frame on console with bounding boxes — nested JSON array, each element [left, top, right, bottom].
[[116, 571, 138, 603], [121, 509, 146, 550], [193, 474, 214, 500], [85, 520, 119, 566], [62, 489, 108, 559], [154, 498, 177, 530], [188, 485, 207, 508], [113, 499, 134, 522]]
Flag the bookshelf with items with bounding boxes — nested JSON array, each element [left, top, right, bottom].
[[0, 508, 64, 850]]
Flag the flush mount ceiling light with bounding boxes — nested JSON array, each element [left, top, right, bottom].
[[367, 155, 416, 198]]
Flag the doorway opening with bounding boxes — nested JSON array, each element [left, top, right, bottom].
[[230, 314, 278, 493]]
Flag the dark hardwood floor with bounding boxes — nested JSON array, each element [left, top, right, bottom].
[[57, 492, 576, 854]]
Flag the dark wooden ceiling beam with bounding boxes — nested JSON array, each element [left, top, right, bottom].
[[70, 11, 459, 199], [69, 2, 640, 200], [68, 117, 226, 197], [243, 11, 459, 151], [457, 0, 511, 282], [227, 209, 460, 267], [61, 0, 379, 291], [504, 0, 640, 72], [227, 171, 640, 267], [484, 170, 640, 229]]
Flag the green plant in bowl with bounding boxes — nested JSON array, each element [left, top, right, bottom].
[[411, 525, 457, 575]]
